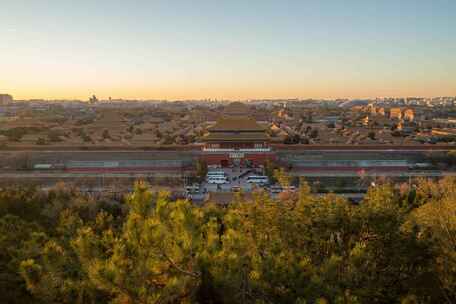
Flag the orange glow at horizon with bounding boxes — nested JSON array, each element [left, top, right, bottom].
[[1, 0, 455, 102], [6, 81, 456, 101]]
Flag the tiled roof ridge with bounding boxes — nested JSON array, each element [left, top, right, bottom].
[[209, 116, 265, 132]]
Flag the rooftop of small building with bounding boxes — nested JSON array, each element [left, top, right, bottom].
[[209, 117, 266, 132], [222, 102, 251, 116], [203, 131, 269, 142]]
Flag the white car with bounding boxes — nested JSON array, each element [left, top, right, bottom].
[[185, 184, 200, 193], [269, 185, 283, 194], [282, 186, 297, 192], [206, 171, 225, 177], [246, 175, 269, 184], [207, 176, 228, 184]]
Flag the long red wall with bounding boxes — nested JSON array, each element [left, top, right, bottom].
[[201, 153, 276, 166], [272, 144, 456, 151]]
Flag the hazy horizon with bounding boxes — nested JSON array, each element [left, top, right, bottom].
[[7, 95, 456, 102], [2, 0, 455, 100]]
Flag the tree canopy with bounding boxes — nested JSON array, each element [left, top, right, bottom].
[[0, 178, 455, 303]]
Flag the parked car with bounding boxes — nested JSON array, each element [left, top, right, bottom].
[[207, 176, 228, 184], [246, 175, 269, 185], [283, 186, 296, 192], [269, 185, 283, 194], [207, 170, 225, 177], [185, 184, 200, 193]]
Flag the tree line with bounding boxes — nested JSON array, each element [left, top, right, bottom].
[[0, 178, 455, 304]]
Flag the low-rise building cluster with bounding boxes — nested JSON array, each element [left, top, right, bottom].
[[0, 94, 455, 147]]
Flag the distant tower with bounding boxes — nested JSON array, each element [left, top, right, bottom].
[[0, 94, 13, 104], [89, 95, 98, 104]]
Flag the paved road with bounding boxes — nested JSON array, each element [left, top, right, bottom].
[[0, 172, 183, 178], [290, 171, 456, 177], [1, 170, 454, 180], [273, 144, 456, 151], [1, 168, 455, 180], [0, 150, 196, 153], [201, 168, 264, 193]]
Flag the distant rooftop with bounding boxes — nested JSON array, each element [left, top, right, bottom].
[[223, 102, 251, 116], [209, 117, 266, 132], [203, 131, 269, 142], [204, 102, 269, 143]]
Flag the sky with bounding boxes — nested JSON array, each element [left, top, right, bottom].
[[1, 0, 455, 100]]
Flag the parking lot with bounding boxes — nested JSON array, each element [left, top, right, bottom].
[[201, 167, 265, 192], [185, 167, 298, 203]]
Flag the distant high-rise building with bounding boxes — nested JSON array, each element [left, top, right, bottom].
[[0, 94, 13, 104], [403, 109, 415, 122], [89, 95, 98, 104], [389, 107, 402, 120]]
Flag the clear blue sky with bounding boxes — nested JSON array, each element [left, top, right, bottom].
[[1, 0, 455, 100]]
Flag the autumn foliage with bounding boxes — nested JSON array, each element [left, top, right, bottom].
[[0, 178, 455, 303]]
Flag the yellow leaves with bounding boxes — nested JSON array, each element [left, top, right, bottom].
[[127, 181, 155, 216], [398, 178, 456, 300], [19, 259, 42, 288], [43, 240, 65, 261], [85, 260, 112, 288], [71, 226, 96, 260], [132, 179, 149, 192], [274, 167, 291, 188], [299, 257, 312, 271], [170, 208, 186, 223], [298, 180, 313, 205], [315, 298, 329, 304], [11, 176, 456, 303], [349, 242, 366, 259], [88, 184, 206, 302], [249, 270, 261, 281], [362, 183, 397, 211], [176, 232, 193, 252], [320, 254, 343, 280], [94, 210, 114, 231], [227, 252, 238, 261], [400, 294, 419, 304], [404, 189, 456, 243], [167, 275, 180, 288], [191, 207, 204, 222], [149, 261, 166, 275], [295, 298, 308, 304], [348, 242, 367, 269]]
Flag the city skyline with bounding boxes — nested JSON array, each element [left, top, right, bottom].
[[1, 0, 455, 100], [6, 95, 456, 102]]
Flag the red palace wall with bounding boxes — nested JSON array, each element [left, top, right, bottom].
[[201, 152, 276, 167]]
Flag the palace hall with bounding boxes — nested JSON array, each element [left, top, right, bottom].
[[201, 102, 275, 167]]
